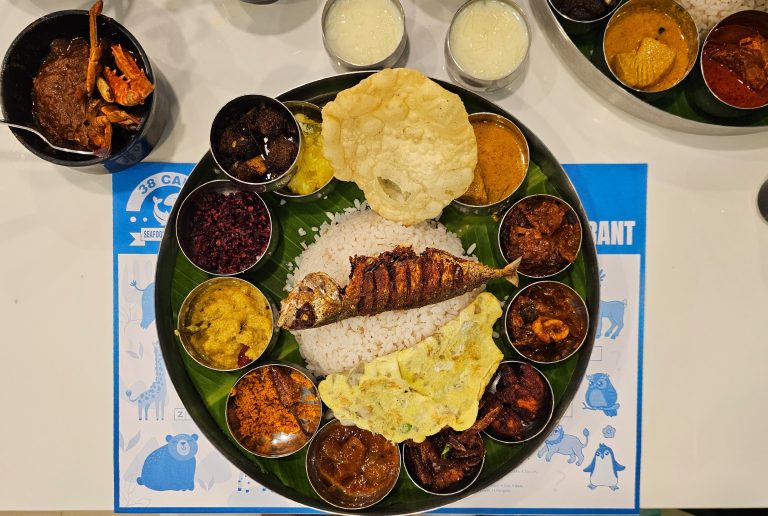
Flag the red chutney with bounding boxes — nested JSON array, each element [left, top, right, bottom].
[[702, 24, 768, 109]]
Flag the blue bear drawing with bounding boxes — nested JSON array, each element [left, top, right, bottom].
[[583, 373, 620, 417], [130, 280, 155, 329], [584, 443, 625, 490], [137, 434, 198, 491]]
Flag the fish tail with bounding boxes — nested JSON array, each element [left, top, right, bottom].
[[502, 257, 521, 287]]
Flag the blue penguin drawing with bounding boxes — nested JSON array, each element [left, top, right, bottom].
[[137, 434, 198, 491], [582, 373, 620, 417], [584, 443, 625, 491]]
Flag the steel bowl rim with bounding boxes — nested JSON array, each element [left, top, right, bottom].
[[602, 0, 701, 95], [305, 419, 402, 510], [321, 0, 407, 69], [451, 111, 530, 213], [225, 361, 323, 459], [402, 436, 485, 497], [496, 193, 582, 279], [176, 276, 277, 373], [274, 100, 336, 199], [209, 94, 303, 190], [445, 0, 531, 87], [174, 178, 275, 276], [699, 9, 768, 111], [503, 280, 590, 365], [480, 360, 556, 444]]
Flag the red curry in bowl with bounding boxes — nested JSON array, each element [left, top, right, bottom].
[[499, 194, 581, 278], [506, 281, 588, 363], [701, 11, 768, 110]]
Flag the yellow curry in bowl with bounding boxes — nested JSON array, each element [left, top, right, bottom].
[[603, 0, 698, 93]]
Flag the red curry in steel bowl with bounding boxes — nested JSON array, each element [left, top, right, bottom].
[[505, 281, 588, 364], [701, 10, 768, 110]]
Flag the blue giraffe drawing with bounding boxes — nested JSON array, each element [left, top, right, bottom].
[[130, 280, 155, 329], [126, 342, 166, 421], [137, 434, 198, 491], [582, 373, 620, 417], [584, 443, 625, 490], [597, 270, 626, 340]]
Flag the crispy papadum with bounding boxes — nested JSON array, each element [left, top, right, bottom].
[[322, 69, 477, 225]]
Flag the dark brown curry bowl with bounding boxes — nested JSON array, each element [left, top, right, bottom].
[[402, 430, 485, 496], [306, 419, 402, 510], [479, 361, 554, 444], [175, 179, 278, 276], [547, 0, 622, 36], [210, 94, 302, 192], [497, 194, 582, 279], [226, 362, 323, 459], [504, 281, 589, 365], [0, 10, 166, 172]]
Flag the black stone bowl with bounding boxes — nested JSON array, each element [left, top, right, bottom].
[[0, 10, 167, 172]]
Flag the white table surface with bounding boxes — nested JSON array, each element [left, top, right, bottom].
[[1, 0, 766, 511]]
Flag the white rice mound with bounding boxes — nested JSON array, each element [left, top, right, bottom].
[[676, 0, 768, 36], [285, 201, 479, 376]]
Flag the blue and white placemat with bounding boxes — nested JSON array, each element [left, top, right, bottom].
[[113, 162, 646, 514]]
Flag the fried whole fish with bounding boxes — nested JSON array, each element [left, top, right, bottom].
[[278, 245, 520, 330]]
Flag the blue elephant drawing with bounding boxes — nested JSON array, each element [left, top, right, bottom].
[[130, 280, 155, 329], [137, 434, 198, 491], [582, 373, 620, 417], [584, 443, 625, 490], [598, 270, 626, 340]]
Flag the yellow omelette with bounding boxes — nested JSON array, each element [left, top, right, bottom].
[[318, 292, 503, 443]]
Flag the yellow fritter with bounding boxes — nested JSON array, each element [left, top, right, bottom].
[[318, 292, 503, 443], [613, 37, 676, 89], [321, 68, 477, 226]]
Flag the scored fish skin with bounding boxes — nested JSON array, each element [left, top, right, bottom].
[[278, 245, 521, 330]]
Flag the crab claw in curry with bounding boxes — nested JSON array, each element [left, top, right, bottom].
[[100, 104, 142, 129], [85, 0, 104, 96], [103, 44, 155, 106]]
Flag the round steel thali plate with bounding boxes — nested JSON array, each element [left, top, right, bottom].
[[532, 0, 768, 136], [154, 72, 600, 515]]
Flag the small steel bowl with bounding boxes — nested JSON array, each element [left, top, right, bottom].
[[504, 280, 589, 365], [226, 362, 323, 458], [0, 9, 166, 172], [321, 0, 408, 70], [274, 101, 336, 202], [175, 179, 277, 276], [480, 361, 554, 444], [547, 0, 621, 34], [176, 277, 278, 372], [210, 95, 302, 192], [497, 194, 582, 279], [306, 419, 401, 510], [603, 0, 699, 96], [699, 10, 768, 112], [403, 434, 485, 496], [451, 112, 529, 216], [445, 0, 531, 92]]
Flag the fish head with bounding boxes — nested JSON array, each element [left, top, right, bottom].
[[278, 272, 344, 330]]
